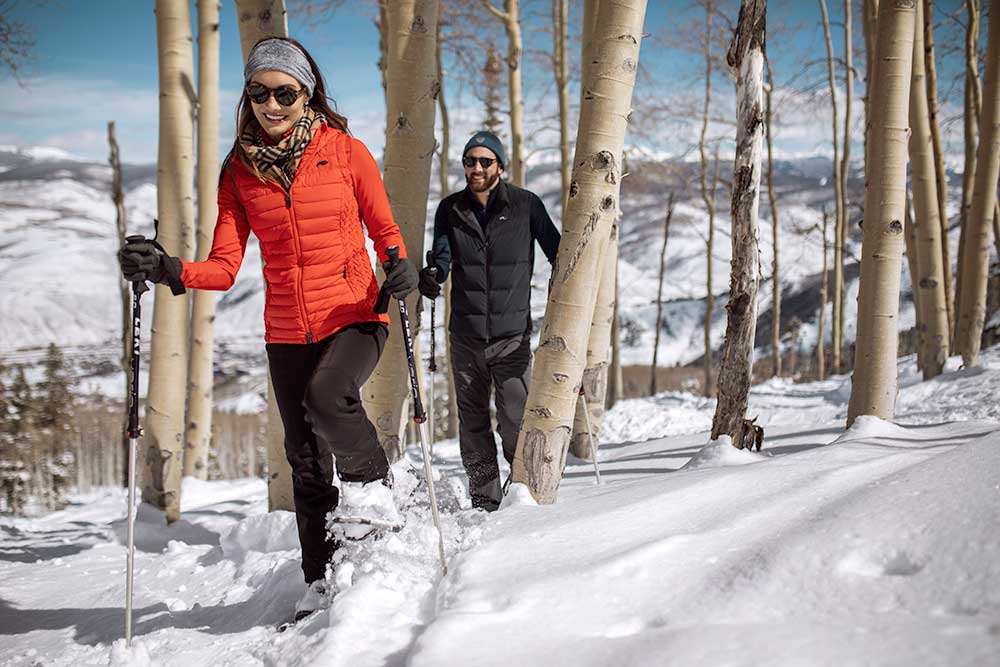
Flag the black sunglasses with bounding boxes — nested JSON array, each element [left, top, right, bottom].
[[246, 82, 305, 106], [462, 156, 497, 169]]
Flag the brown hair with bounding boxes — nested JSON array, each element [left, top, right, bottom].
[[221, 37, 350, 184]]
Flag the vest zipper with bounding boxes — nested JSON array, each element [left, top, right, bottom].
[[285, 187, 314, 344]]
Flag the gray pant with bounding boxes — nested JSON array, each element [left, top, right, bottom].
[[450, 333, 531, 508]]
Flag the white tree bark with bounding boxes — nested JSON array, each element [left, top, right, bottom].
[[234, 0, 287, 59], [819, 0, 844, 374], [233, 0, 292, 511], [907, 0, 949, 379], [479, 0, 525, 186], [511, 0, 646, 504], [921, 0, 952, 334], [146, 0, 196, 522], [709, 0, 766, 448], [184, 0, 221, 480], [569, 223, 617, 460], [955, 3, 1000, 366], [362, 0, 439, 462], [846, 0, 916, 426]]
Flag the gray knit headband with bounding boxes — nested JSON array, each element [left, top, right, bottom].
[[244, 39, 317, 98]]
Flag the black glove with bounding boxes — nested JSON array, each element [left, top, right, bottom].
[[118, 240, 186, 295], [381, 256, 418, 299], [418, 265, 441, 299]]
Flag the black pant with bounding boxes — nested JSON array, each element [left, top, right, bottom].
[[266, 322, 390, 583], [450, 333, 531, 500]]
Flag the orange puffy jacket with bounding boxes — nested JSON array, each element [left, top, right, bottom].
[[180, 123, 407, 344]]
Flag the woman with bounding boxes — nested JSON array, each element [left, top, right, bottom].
[[118, 37, 418, 620]]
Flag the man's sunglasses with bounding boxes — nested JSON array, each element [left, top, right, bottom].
[[246, 82, 305, 106], [462, 156, 497, 169]]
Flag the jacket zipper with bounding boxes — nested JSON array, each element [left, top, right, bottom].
[[285, 188, 314, 343]]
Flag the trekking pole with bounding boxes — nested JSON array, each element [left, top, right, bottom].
[[376, 246, 448, 574], [123, 234, 149, 646], [578, 387, 602, 485], [425, 251, 438, 457]]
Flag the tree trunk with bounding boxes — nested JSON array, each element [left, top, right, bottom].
[[846, 0, 916, 426], [954, 0, 981, 335], [709, 0, 766, 447], [146, 0, 196, 522], [435, 25, 459, 440], [108, 121, 131, 488], [818, 207, 830, 379], [908, 0, 948, 379], [765, 56, 780, 377], [233, 0, 292, 511], [554, 0, 570, 215], [904, 189, 922, 339], [608, 274, 624, 408], [840, 0, 853, 370], [863, 0, 879, 181], [955, 4, 1000, 367], [922, 0, 952, 336], [819, 0, 844, 374], [651, 192, 675, 394], [570, 225, 617, 460], [699, 2, 716, 399], [234, 0, 287, 60], [362, 0, 439, 462], [511, 0, 646, 504], [184, 0, 221, 480], [480, 0, 525, 186]]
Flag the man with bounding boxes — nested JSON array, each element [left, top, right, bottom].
[[419, 130, 560, 511]]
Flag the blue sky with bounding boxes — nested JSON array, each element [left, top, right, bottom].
[[2, 0, 976, 165]]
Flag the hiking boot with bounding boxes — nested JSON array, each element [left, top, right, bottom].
[[470, 476, 502, 512], [294, 579, 330, 622], [331, 471, 403, 539]]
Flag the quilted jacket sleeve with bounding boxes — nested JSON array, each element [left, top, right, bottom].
[[180, 166, 251, 290], [349, 137, 408, 263]]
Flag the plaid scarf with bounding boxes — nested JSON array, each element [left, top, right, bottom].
[[240, 106, 325, 189]]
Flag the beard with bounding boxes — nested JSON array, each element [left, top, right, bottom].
[[466, 170, 500, 193]]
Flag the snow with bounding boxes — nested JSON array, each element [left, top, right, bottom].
[[3, 348, 1000, 665]]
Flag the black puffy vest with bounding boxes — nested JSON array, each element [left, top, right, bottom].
[[443, 182, 537, 340]]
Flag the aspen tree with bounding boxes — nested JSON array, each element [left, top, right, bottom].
[[846, 0, 916, 426], [907, 0, 948, 378], [570, 223, 617, 460], [954, 0, 980, 330], [840, 0, 853, 365], [904, 190, 922, 335], [765, 56, 780, 377], [608, 275, 624, 408], [819, 0, 844, 373], [699, 2, 717, 398], [434, 20, 460, 439], [479, 0, 525, 187], [234, 0, 287, 59], [554, 0, 570, 215], [818, 206, 830, 379], [184, 0, 221, 479], [955, 3, 1000, 366], [862, 0, 879, 178], [921, 0, 952, 333], [651, 193, 676, 394], [233, 0, 293, 512], [511, 0, 646, 504], [362, 0, 439, 462], [146, 0, 196, 522], [108, 121, 130, 487], [709, 0, 766, 447]]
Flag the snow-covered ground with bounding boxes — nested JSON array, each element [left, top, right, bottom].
[[3, 346, 999, 666]]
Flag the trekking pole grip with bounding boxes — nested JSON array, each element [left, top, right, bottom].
[[373, 245, 401, 313]]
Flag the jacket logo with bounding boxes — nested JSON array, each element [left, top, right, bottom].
[[316, 160, 329, 166]]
